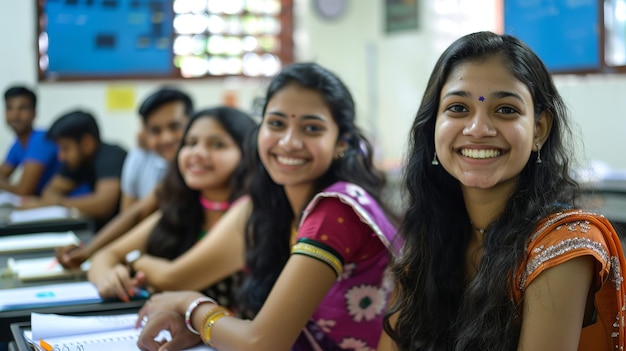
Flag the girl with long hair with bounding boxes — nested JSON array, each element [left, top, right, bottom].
[[135, 62, 399, 351], [88, 106, 256, 309], [380, 31, 626, 351]]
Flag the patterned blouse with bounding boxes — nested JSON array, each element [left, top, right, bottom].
[[514, 210, 626, 350], [290, 182, 399, 351]]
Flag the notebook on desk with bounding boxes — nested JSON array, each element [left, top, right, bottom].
[[0, 191, 20, 208], [0, 231, 80, 254], [7, 256, 90, 282], [0, 281, 102, 311], [18, 313, 214, 351], [9, 206, 77, 224]]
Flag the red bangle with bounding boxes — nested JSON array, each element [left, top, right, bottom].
[[184, 297, 218, 335]]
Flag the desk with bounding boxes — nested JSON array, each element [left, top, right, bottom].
[[0, 228, 94, 289], [0, 206, 96, 236], [10, 311, 147, 351], [0, 229, 146, 344], [0, 283, 147, 343], [9, 323, 28, 351], [0, 219, 94, 237], [1, 299, 147, 345]]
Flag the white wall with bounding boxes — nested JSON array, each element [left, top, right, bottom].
[[1, 0, 625, 173]]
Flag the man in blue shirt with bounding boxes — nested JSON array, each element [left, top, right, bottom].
[[0, 86, 60, 195]]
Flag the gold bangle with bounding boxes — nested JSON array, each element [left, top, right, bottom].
[[200, 307, 232, 346], [198, 306, 223, 339]]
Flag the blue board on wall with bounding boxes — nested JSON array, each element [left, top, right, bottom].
[[504, 0, 600, 72], [44, 0, 173, 78]]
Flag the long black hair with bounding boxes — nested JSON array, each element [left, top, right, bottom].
[[236, 62, 391, 315], [384, 31, 580, 350], [146, 106, 256, 259]]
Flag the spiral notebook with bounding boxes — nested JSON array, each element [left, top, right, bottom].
[[24, 313, 214, 351]]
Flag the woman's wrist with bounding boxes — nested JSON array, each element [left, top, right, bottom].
[[181, 293, 208, 315], [184, 297, 218, 335], [199, 307, 232, 346]]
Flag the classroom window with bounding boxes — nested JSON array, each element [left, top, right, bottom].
[[503, 0, 626, 74], [36, 0, 293, 81], [605, 0, 626, 67]]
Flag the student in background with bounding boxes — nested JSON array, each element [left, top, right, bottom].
[[0, 86, 59, 196], [379, 31, 626, 351], [88, 107, 255, 307], [21, 110, 127, 229], [120, 129, 164, 211], [136, 63, 399, 351], [120, 87, 193, 211], [56, 87, 192, 268]]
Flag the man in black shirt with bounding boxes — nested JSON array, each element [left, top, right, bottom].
[[21, 110, 126, 228]]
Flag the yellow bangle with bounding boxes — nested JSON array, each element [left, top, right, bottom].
[[200, 307, 232, 347]]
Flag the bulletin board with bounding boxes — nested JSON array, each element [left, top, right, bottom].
[[504, 0, 600, 73], [42, 0, 173, 79]]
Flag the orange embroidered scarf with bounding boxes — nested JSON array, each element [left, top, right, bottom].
[[514, 210, 626, 350]]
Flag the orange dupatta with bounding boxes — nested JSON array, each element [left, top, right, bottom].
[[514, 210, 626, 350]]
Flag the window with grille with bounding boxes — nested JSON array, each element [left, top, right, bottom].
[[37, 0, 293, 81]]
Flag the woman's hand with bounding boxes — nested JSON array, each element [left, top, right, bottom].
[[136, 291, 208, 351], [92, 263, 145, 302], [55, 244, 88, 269], [137, 291, 206, 324], [137, 311, 201, 351]]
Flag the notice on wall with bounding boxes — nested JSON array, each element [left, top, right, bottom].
[[106, 86, 135, 112], [385, 0, 419, 33]]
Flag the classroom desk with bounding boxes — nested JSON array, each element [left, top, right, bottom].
[[0, 228, 94, 288], [1, 299, 147, 346], [0, 209, 95, 237], [0, 229, 147, 344], [9, 323, 28, 351]]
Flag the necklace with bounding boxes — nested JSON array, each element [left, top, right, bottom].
[[199, 195, 230, 211], [471, 222, 486, 234]]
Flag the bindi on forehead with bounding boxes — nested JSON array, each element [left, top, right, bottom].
[[291, 114, 296, 118]]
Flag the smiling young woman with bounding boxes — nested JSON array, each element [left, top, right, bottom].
[[134, 63, 400, 351], [380, 31, 626, 351]]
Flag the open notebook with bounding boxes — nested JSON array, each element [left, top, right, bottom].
[[24, 313, 214, 351]]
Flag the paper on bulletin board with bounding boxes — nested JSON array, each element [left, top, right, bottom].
[[106, 86, 135, 112]]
